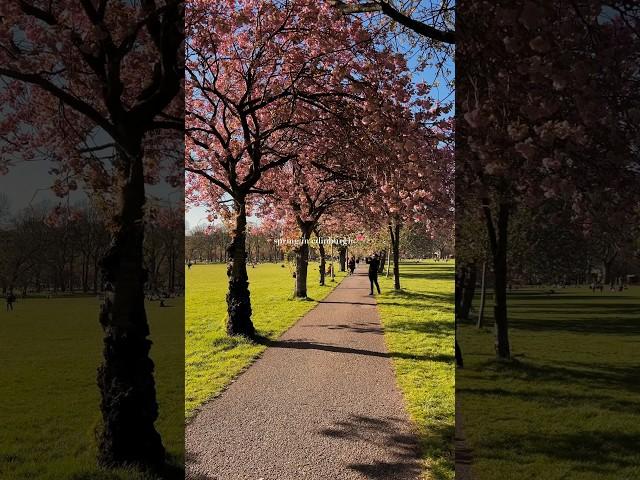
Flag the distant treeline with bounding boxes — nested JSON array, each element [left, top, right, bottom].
[[0, 202, 183, 296], [185, 222, 452, 265]]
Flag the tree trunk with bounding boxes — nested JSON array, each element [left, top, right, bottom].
[[378, 250, 386, 274], [295, 224, 313, 297], [226, 199, 255, 337], [389, 223, 401, 290], [455, 265, 466, 312], [316, 229, 326, 286], [93, 256, 99, 294], [484, 200, 510, 359], [96, 153, 165, 469], [459, 262, 477, 320], [477, 261, 487, 328], [338, 245, 347, 272], [602, 257, 616, 285]]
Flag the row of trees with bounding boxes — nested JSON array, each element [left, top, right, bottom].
[[185, 220, 452, 266], [456, 0, 640, 359], [0, 200, 183, 297], [0, 0, 454, 474], [185, 0, 454, 338]]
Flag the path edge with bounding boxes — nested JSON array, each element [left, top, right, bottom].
[[185, 272, 349, 425]]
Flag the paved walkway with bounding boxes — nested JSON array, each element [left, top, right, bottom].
[[186, 266, 421, 480]]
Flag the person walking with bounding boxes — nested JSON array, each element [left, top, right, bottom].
[[367, 253, 381, 296], [348, 256, 356, 275]]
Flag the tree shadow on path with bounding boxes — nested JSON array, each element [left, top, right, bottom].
[[258, 337, 454, 363], [319, 414, 422, 480]]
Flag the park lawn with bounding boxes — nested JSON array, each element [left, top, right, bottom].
[[457, 286, 640, 480], [0, 296, 184, 480], [185, 262, 346, 418], [376, 260, 455, 480]]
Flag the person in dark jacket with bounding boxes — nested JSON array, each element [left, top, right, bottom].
[[348, 256, 356, 275], [367, 253, 381, 295], [6, 291, 16, 311]]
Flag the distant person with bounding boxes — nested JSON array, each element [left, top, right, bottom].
[[366, 253, 381, 296], [6, 292, 16, 311], [348, 257, 356, 275], [187, 261, 193, 270]]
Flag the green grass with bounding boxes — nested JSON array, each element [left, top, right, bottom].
[[376, 260, 455, 480], [0, 296, 184, 480], [185, 262, 346, 418], [457, 286, 640, 480]]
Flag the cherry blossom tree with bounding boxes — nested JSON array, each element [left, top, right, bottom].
[[185, 0, 380, 335], [0, 1, 183, 468], [457, 0, 640, 359], [355, 88, 453, 290]]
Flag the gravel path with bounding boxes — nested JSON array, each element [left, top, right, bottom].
[[186, 266, 421, 480]]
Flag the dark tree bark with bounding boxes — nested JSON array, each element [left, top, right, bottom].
[[378, 250, 386, 274], [97, 152, 165, 469], [454, 269, 464, 367], [388, 222, 401, 290], [476, 261, 487, 329], [316, 229, 326, 286], [332, 0, 455, 44], [455, 265, 465, 312], [226, 199, 255, 337], [459, 262, 477, 320], [295, 223, 314, 298], [455, 339, 464, 368], [483, 200, 510, 360], [338, 245, 347, 272]]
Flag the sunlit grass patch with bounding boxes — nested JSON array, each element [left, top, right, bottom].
[[0, 296, 184, 480], [376, 260, 455, 480], [185, 262, 346, 419], [458, 286, 640, 480]]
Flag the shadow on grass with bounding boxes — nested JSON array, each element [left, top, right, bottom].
[[381, 289, 454, 304], [398, 271, 454, 281], [481, 430, 640, 470], [68, 457, 185, 480], [474, 358, 640, 394], [383, 318, 454, 338], [457, 386, 640, 416], [511, 317, 640, 335], [506, 293, 636, 301]]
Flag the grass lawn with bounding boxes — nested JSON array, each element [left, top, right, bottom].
[[185, 262, 346, 418], [457, 286, 640, 480], [376, 260, 455, 480], [0, 296, 184, 480]]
